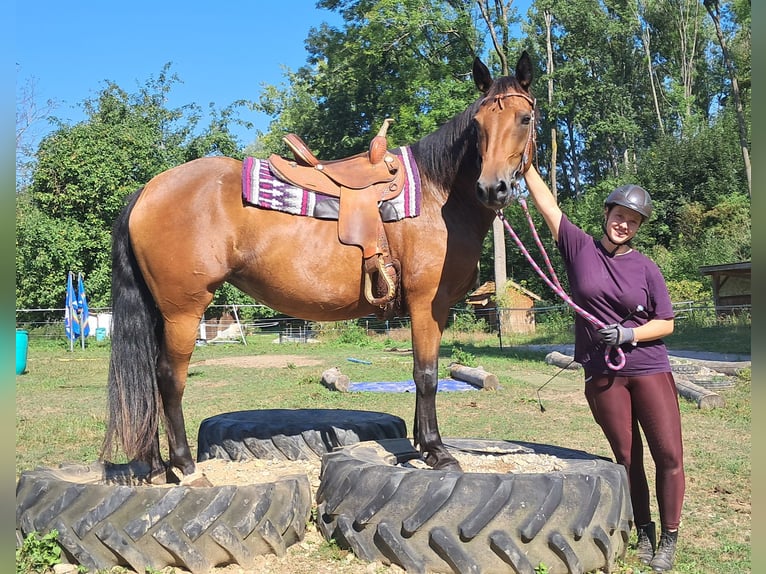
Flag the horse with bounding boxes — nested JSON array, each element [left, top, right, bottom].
[[103, 51, 536, 483]]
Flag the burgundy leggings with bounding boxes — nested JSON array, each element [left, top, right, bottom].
[[584, 370, 685, 530]]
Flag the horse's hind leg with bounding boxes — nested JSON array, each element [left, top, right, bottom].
[[156, 312, 206, 479]]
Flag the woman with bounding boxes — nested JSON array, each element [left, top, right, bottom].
[[523, 165, 685, 572]]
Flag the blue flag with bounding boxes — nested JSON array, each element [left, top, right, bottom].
[[77, 273, 90, 338], [64, 272, 78, 340]]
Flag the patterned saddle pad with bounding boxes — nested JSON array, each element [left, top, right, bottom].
[[242, 146, 421, 221]]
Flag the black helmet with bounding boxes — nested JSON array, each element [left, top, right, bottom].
[[605, 184, 653, 220]]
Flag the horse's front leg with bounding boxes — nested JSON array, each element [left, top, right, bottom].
[[411, 318, 461, 471]]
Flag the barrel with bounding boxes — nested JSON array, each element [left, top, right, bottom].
[[16, 330, 29, 375]]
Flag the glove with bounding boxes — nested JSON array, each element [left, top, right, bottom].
[[598, 323, 635, 346]]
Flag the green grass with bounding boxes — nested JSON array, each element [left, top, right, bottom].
[[16, 323, 751, 573]]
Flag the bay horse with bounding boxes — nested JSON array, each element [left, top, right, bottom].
[[103, 52, 536, 482]]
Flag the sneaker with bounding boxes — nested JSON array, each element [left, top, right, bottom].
[[650, 529, 678, 572], [636, 521, 656, 564]]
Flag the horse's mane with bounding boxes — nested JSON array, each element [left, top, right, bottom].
[[410, 74, 526, 188]]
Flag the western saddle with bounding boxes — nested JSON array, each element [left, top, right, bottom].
[[267, 119, 403, 313]]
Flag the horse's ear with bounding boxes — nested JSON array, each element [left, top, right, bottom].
[[473, 57, 493, 94], [515, 50, 533, 91]]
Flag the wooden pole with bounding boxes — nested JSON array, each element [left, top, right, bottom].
[[449, 363, 499, 390], [544, 351, 582, 370], [675, 376, 726, 409], [321, 367, 350, 392], [231, 305, 247, 345]]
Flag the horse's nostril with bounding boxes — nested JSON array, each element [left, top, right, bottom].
[[477, 180, 513, 208]]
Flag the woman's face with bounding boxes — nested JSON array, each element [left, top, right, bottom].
[[604, 204, 643, 244]]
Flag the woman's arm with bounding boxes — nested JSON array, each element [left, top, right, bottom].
[[632, 318, 674, 344], [523, 164, 563, 241]]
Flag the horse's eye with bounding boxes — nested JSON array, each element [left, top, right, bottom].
[[521, 114, 532, 126]]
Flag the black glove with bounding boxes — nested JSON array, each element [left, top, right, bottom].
[[598, 323, 635, 346]]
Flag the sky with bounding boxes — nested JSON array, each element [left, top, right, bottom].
[[15, 1, 344, 148]]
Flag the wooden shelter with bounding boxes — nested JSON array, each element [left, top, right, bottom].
[[699, 261, 751, 316], [466, 280, 542, 335]]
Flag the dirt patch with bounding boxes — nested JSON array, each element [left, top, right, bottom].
[[190, 354, 324, 369], [195, 451, 564, 489]]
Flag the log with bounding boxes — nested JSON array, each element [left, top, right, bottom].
[[449, 363, 499, 390], [544, 351, 582, 370], [675, 376, 726, 409], [321, 367, 350, 392]]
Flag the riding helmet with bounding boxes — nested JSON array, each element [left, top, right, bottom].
[[604, 184, 653, 220]]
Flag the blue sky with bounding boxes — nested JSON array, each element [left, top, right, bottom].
[[16, 1, 534, 150], [16, 1, 343, 147]]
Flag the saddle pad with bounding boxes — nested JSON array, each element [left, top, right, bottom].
[[242, 146, 421, 221]]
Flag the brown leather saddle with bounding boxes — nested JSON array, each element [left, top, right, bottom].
[[267, 119, 403, 312]]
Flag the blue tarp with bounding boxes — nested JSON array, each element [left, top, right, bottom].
[[347, 379, 492, 393]]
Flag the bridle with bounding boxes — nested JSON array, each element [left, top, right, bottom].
[[481, 90, 537, 185]]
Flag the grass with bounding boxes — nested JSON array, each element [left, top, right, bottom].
[[15, 320, 751, 573]]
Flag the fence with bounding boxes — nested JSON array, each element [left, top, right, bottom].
[[15, 300, 749, 345]]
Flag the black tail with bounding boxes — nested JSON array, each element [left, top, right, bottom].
[[101, 188, 163, 464]]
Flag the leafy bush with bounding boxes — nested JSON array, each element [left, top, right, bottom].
[[665, 279, 711, 303], [449, 345, 477, 367], [318, 320, 373, 347], [448, 308, 489, 334], [16, 530, 61, 574]]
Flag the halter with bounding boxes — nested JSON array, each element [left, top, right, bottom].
[[481, 91, 537, 182], [498, 200, 628, 370]]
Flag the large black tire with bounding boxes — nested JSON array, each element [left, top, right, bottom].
[[16, 461, 311, 574], [197, 408, 407, 462], [317, 438, 633, 574]]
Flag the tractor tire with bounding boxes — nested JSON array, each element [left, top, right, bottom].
[[197, 408, 407, 462], [317, 438, 633, 574], [16, 461, 311, 574]]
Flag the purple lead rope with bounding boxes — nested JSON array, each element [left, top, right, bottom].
[[497, 203, 627, 370]]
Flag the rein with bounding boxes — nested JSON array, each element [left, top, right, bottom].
[[497, 199, 627, 370]]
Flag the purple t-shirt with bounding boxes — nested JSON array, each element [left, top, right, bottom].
[[557, 214, 674, 375]]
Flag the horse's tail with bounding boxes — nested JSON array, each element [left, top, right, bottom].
[[101, 188, 162, 464]]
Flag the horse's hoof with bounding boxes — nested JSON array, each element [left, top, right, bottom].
[[424, 450, 463, 472]]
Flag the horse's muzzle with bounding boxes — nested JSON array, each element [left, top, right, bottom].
[[476, 178, 519, 210]]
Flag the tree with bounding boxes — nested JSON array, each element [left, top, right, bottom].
[[257, 0, 482, 157], [17, 65, 245, 309], [15, 73, 57, 191]]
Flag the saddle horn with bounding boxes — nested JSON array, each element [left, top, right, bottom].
[[369, 118, 395, 164]]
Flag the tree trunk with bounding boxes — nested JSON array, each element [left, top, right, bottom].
[[674, 0, 701, 128], [545, 9, 557, 195], [493, 218, 507, 295], [635, 3, 665, 135], [704, 0, 751, 196]]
